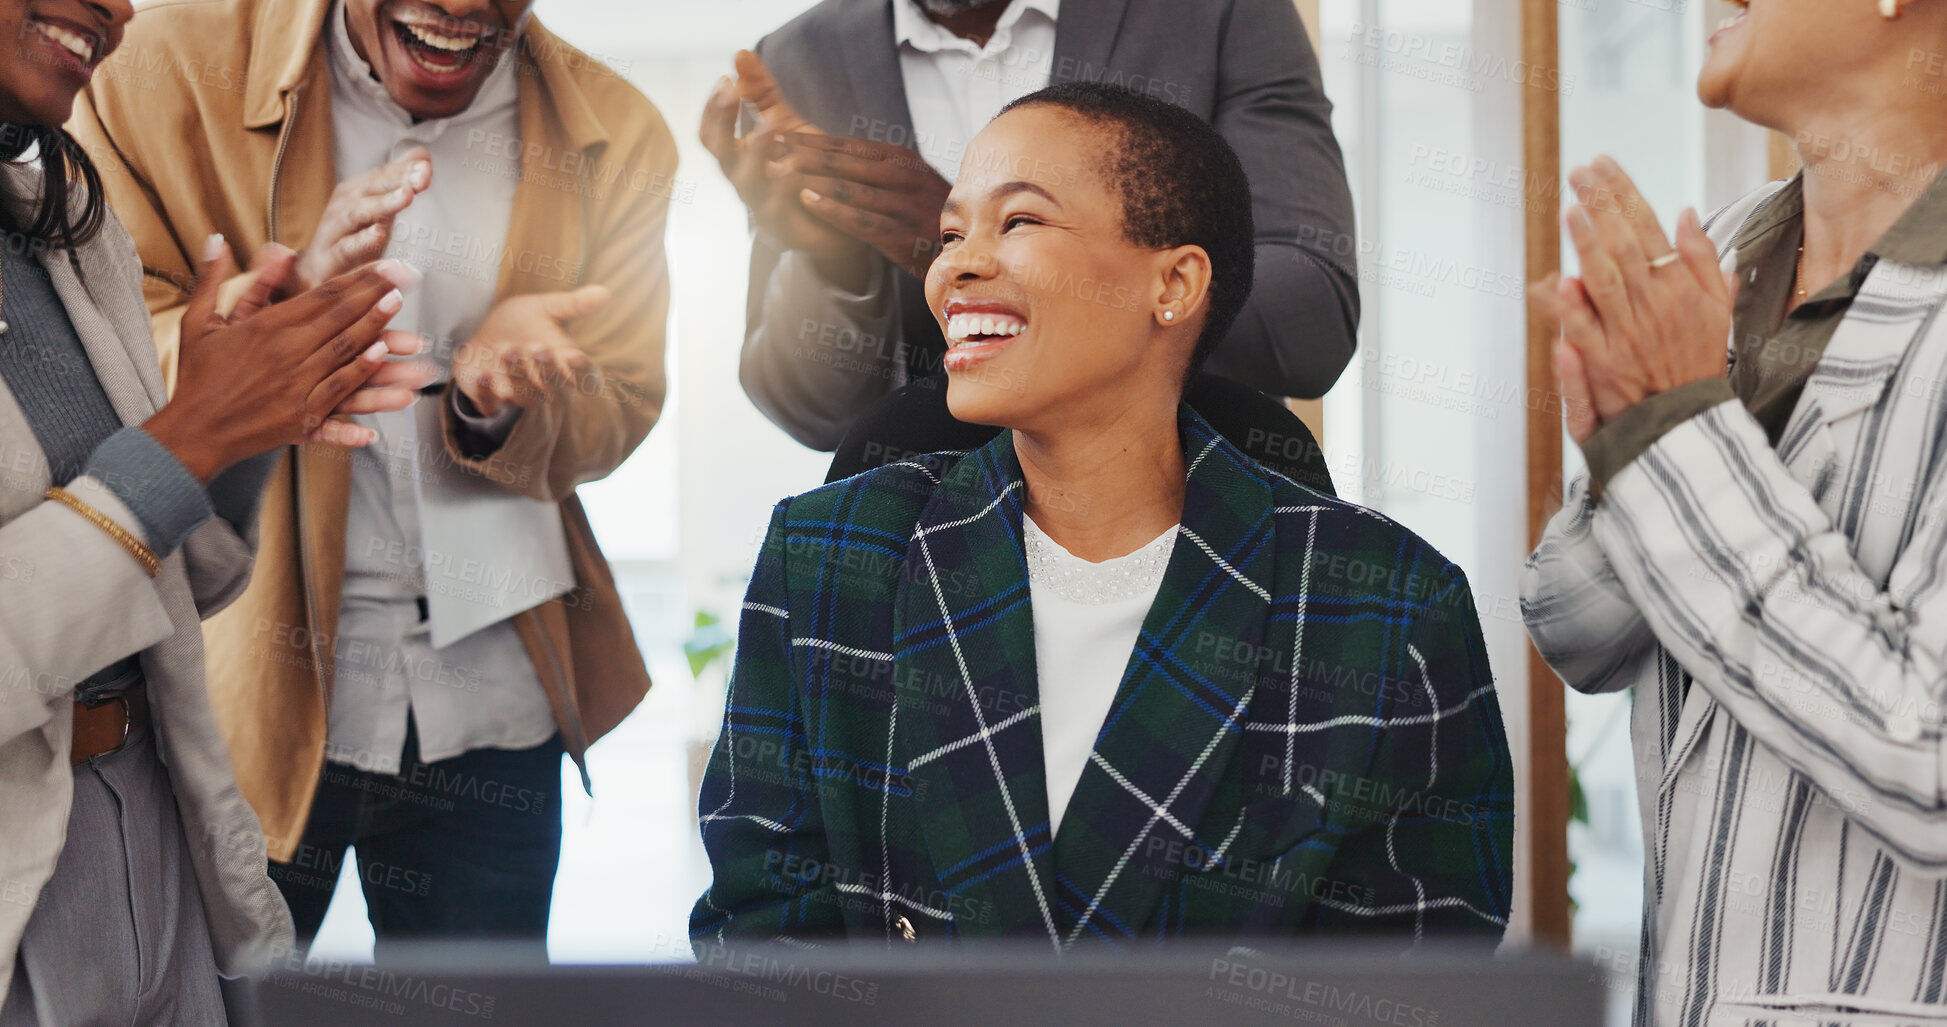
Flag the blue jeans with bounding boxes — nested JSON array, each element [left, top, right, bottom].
[[270, 717, 564, 958]]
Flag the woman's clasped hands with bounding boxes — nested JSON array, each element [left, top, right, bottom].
[[143, 235, 431, 482], [1528, 156, 1738, 444]]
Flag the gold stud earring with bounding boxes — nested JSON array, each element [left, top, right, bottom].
[[1881, 0, 1901, 19]]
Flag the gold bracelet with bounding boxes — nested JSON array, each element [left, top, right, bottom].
[[44, 487, 161, 578]]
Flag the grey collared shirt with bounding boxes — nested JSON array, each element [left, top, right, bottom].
[[322, 2, 558, 773]]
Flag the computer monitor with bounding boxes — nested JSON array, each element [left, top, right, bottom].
[[238, 941, 1604, 1026]]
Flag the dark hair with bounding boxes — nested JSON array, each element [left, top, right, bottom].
[[998, 82, 1255, 379], [0, 123, 108, 253]]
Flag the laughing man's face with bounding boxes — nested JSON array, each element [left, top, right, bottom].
[[341, 0, 530, 121]]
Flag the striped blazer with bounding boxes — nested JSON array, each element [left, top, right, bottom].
[[1523, 182, 1947, 1026], [691, 411, 1513, 951]]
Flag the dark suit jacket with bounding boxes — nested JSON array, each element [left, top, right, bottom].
[[692, 411, 1512, 949], [739, 0, 1361, 449]]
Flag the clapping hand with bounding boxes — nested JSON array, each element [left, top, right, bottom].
[[145, 237, 427, 481], [700, 50, 860, 267], [221, 243, 435, 440], [1527, 156, 1737, 444], [295, 148, 433, 291], [451, 286, 611, 419], [773, 131, 953, 281]]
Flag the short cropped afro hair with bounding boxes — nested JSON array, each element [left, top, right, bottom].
[[997, 82, 1256, 379]]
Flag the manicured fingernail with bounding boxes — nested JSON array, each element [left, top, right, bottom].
[[377, 289, 403, 315], [410, 162, 430, 189], [204, 233, 225, 262], [365, 341, 388, 361], [375, 259, 423, 291], [802, 188, 822, 203]]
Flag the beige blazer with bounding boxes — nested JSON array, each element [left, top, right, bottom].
[[0, 162, 291, 1005]]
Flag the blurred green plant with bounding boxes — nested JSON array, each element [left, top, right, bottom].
[[1567, 759, 1589, 917], [1564, 698, 1619, 920], [684, 611, 735, 679]]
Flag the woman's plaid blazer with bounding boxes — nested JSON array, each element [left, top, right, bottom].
[[692, 410, 1514, 951]]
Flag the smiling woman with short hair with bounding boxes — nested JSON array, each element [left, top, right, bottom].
[[692, 83, 1514, 951]]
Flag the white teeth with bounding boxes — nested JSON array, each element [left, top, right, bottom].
[[402, 22, 480, 52], [945, 312, 1027, 342], [33, 22, 94, 64]]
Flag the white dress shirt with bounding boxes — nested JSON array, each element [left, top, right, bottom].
[[1023, 515, 1175, 837], [323, 3, 564, 772], [892, 0, 1061, 181]]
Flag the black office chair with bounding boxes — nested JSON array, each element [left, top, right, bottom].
[[825, 372, 1336, 497]]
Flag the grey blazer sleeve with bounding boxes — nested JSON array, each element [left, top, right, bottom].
[[738, 230, 904, 452], [1200, 0, 1359, 400]]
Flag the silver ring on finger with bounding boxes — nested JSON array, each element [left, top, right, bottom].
[[1647, 251, 1681, 271]]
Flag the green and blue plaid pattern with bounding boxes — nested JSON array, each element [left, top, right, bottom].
[[692, 410, 1512, 952]]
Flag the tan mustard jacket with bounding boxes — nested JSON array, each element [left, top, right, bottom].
[[67, 0, 677, 861]]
